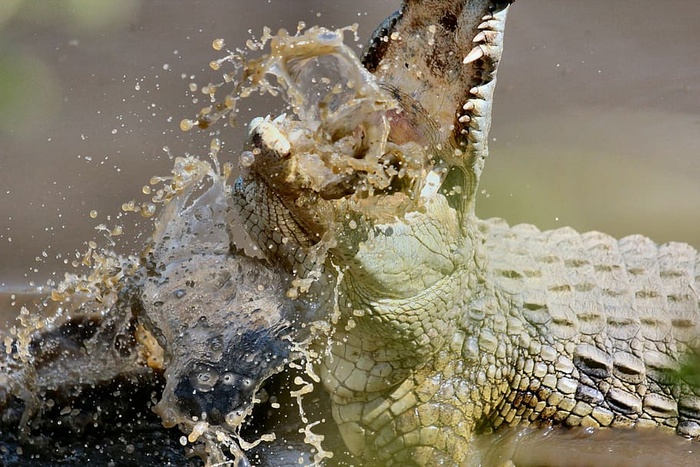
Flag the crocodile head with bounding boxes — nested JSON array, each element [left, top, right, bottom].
[[363, 0, 512, 213], [230, 2, 512, 456], [233, 0, 510, 311]]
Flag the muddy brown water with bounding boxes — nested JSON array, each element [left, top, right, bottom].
[[1, 1, 699, 465]]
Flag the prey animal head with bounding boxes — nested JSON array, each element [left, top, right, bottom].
[[135, 158, 311, 437]]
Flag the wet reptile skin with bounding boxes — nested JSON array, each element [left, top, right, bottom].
[[1, 1, 697, 466], [234, 0, 700, 465]]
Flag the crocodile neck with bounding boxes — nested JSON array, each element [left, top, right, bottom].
[[318, 211, 487, 461], [322, 215, 700, 463]]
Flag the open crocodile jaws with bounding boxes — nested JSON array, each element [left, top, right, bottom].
[[232, 0, 700, 465]]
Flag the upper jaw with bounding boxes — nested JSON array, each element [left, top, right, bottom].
[[234, 1, 512, 256], [362, 0, 512, 201]]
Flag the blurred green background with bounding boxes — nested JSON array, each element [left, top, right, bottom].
[[1, 1, 699, 325]]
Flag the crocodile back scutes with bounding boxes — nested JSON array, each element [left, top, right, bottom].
[[482, 219, 700, 345], [478, 217, 700, 437]]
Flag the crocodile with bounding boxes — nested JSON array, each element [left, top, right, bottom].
[[1, 1, 699, 466], [231, 0, 700, 465]]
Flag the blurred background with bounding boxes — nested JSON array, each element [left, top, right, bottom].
[[1, 0, 699, 326]]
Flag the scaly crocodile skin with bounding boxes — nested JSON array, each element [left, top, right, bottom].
[[479, 220, 700, 433], [232, 0, 700, 465], [322, 220, 700, 465]]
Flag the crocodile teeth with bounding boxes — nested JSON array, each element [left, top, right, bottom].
[[478, 20, 499, 30], [420, 169, 445, 199], [248, 117, 291, 157], [247, 115, 269, 137], [463, 46, 485, 65], [472, 31, 487, 43], [473, 30, 498, 44]]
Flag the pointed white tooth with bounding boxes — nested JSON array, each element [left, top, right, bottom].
[[248, 116, 265, 136], [462, 101, 475, 111], [262, 124, 291, 156], [472, 31, 487, 43], [420, 169, 444, 199], [463, 45, 485, 64], [248, 117, 291, 155], [272, 113, 287, 124]]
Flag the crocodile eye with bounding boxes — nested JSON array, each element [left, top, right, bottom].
[[209, 337, 223, 353]]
